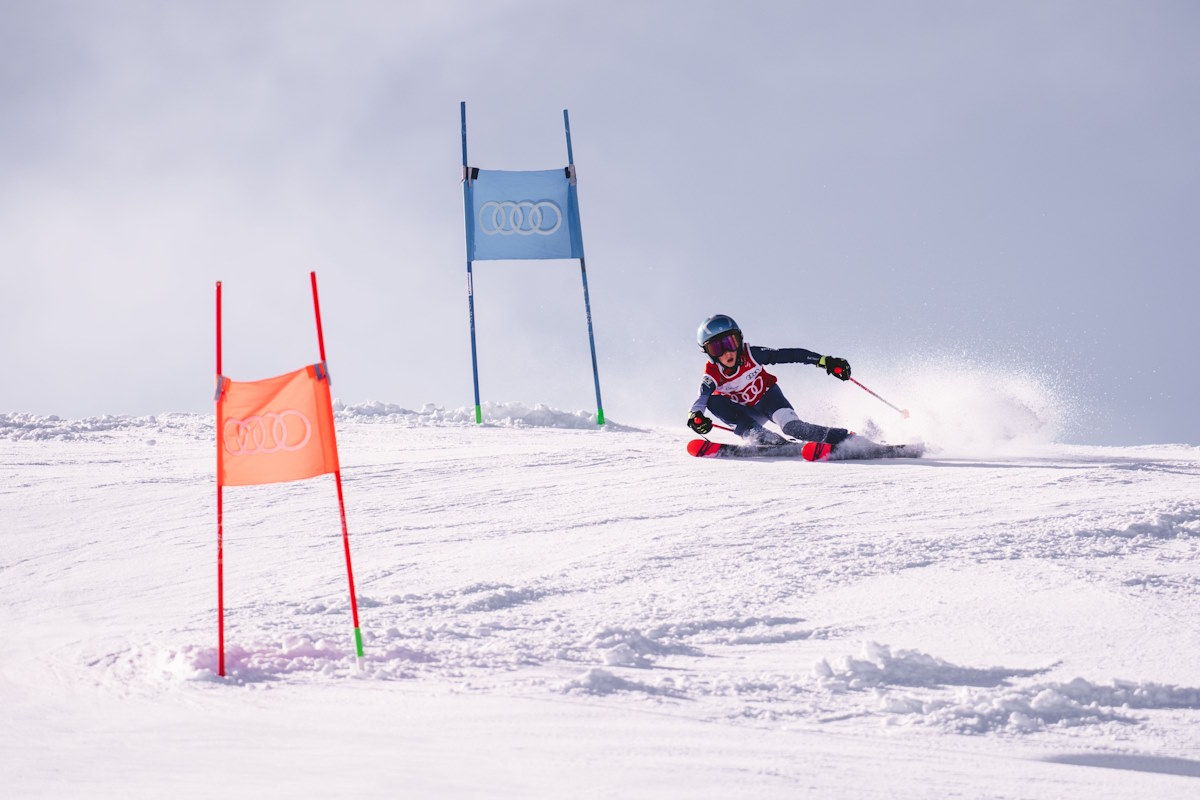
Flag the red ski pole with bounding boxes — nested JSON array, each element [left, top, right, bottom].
[[690, 419, 739, 440], [849, 377, 910, 419]]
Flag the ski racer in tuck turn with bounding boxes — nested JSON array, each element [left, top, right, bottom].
[[687, 314, 857, 449]]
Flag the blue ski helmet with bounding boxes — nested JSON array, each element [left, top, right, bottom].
[[697, 314, 741, 347], [697, 314, 743, 363]]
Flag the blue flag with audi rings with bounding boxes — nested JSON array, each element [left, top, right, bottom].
[[469, 169, 583, 261]]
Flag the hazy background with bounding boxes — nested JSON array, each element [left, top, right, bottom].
[[1, 0, 1196, 444]]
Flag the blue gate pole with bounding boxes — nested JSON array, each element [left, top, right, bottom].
[[564, 109, 605, 426], [462, 102, 483, 424]]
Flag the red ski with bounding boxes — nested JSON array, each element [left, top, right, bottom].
[[687, 437, 923, 461]]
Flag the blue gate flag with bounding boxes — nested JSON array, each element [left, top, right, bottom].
[[468, 169, 584, 261]]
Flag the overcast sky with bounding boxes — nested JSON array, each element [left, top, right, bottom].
[[2, 1, 1197, 444]]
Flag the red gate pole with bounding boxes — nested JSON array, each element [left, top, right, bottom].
[[309, 271, 365, 668], [215, 281, 226, 677]]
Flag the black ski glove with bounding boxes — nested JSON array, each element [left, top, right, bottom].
[[687, 412, 713, 435], [819, 355, 851, 381]]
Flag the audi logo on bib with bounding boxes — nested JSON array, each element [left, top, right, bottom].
[[730, 377, 766, 405], [223, 410, 313, 456], [479, 200, 563, 236]]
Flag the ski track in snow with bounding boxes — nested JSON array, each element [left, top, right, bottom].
[[4, 405, 1200, 795]]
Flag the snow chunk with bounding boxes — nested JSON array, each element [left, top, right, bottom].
[[588, 626, 702, 668], [814, 642, 1045, 692], [561, 668, 682, 697]]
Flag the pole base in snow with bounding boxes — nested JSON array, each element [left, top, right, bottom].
[[596, 409, 605, 426], [475, 405, 482, 424]]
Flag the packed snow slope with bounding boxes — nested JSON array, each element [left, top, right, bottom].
[[3, 402, 1200, 798]]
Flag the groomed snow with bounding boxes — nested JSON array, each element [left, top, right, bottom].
[[3, 402, 1200, 797]]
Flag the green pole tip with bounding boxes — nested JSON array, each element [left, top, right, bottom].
[[354, 627, 364, 658], [596, 409, 605, 425], [475, 405, 483, 424]]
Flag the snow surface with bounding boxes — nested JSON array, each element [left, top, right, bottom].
[[3, 401, 1200, 797]]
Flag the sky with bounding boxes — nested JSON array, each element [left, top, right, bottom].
[[1, 0, 1197, 444]]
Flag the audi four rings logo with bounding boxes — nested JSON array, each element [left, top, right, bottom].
[[479, 200, 562, 236], [224, 410, 313, 456]]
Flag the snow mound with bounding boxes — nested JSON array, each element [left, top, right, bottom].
[[137, 633, 441, 685], [1107, 503, 1200, 539], [814, 642, 1200, 734], [0, 402, 635, 442], [101, 638, 357, 686], [336, 400, 637, 430], [927, 677, 1200, 733], [0, 412, 161, 441]]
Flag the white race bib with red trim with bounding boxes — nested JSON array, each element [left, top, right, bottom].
[[705, 346, 777, 406]]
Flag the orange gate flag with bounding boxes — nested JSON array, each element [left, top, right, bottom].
[[216, 363, 340, 487]]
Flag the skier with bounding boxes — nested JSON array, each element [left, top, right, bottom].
[[687, 314, 855, 447]]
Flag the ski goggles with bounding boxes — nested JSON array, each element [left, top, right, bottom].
[[703, 333, 741, 358]]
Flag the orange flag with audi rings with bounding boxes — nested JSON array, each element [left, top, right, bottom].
[[217, 363, 340, 487]]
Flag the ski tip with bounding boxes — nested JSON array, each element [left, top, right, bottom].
[[801, 442, 833, 462], [687, 439, 722, 458]]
